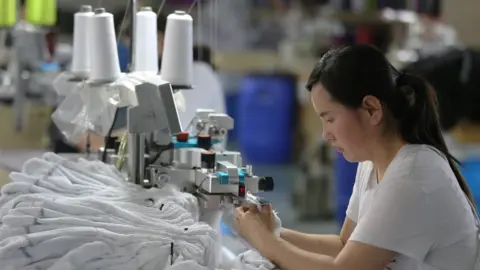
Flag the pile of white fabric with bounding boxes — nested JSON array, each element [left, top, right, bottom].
[[0, 152, 278, 270]]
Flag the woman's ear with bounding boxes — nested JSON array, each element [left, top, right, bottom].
[[361, 95, 383, 126]]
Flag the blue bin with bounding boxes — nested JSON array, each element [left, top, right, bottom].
[[225, 92, 239, 141], [459, 159, 480, 209], [335, 152, 358, 226], [237, 73, 297, 165]]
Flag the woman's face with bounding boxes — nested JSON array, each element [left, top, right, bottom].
[[310, 83, 383, 162]]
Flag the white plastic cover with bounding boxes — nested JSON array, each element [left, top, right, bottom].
[[52, 72, 81, 96], [51, 72, 186, 144], [127, 71, 186, 112], [51, 73, 138, 143]]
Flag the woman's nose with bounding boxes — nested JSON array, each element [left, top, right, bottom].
[[322, 130, 331, 142], [322, 130, 328, 142]]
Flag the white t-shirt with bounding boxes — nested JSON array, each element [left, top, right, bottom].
[[347, 144, 480, 270], [177, 62, 226, 129], [177, 62, 227, 149]]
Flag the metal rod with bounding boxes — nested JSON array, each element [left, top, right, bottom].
[[129, 0, 137, 72], [128, 133, 145, 185], [115, 132, 128, 170]]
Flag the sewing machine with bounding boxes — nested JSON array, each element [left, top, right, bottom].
[[99, 79, 274, 211], [46, 3, 274, 267]]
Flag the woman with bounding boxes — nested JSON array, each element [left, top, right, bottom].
[[234, 44, 479, 270]]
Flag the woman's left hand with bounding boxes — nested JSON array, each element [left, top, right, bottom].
[[234, 204, 276, 249]]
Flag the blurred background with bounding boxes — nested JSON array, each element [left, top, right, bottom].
[[0, 0, 480, 238]]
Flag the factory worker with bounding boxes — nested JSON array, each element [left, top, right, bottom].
[[234, 44, 480, 270]]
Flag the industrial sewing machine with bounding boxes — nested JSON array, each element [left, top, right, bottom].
[[43, 3, 274, 252], [46, 3, 273, 267], [98, 78, 274, 212]]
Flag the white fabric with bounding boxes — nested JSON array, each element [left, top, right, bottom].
[[0, 152, 277, 270], [0, 153, 219, 269], [347, 144, 480, 270], [234, 250, 277, 270], [222, 193, 282, 270]]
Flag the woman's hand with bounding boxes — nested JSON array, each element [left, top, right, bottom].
[[234, 204, 277, 249]]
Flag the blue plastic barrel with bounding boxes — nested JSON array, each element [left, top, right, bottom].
[[459, 158, 480, 209], [225, 92, 239, 141], [237, 73, 297, 164], [335, 152, 358, 226]]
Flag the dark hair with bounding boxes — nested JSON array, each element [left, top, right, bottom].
[[193, 45, 216, 69], [401, 48, 475, 131], [306, 44, 475, 206]]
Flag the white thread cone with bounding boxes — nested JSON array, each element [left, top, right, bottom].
[[71, 5, 93, 78], [133, 6, 158, 73], [161, 11, 193, 88], [88, 8, 121, 83]]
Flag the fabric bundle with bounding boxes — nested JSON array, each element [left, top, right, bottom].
[[0, 152, 278, 270]]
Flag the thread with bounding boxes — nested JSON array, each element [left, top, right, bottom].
[[88, 8, 121, 83], [25, 0, 57, 26], [133, 7, 158, 73], [161, 10, 193, 88], [71, 5, 94, 79], [0, 0, 17, 27]]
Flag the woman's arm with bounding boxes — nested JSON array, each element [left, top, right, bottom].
[[279, 217, 356, 257], [257, 236, 395, 270]]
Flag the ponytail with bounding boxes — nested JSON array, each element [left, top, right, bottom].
[[391, 73, 475, 207]]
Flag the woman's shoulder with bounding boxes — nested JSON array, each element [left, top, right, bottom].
[[389, 144, 454, 181]]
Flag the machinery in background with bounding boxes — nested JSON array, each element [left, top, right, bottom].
[[0, 0, 61, 132]]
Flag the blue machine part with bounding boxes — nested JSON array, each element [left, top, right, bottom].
[[216, 169, 246, 185], [172, 136, 221, 149], [173, 138, 198, 149], [217, 171, 229, 184], [237, 169, 246, 184]]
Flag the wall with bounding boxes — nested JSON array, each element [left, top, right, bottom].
[[442, 0, 480, 47]]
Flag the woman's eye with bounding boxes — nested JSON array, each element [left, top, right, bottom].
[[326, 119, 334, 123]]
